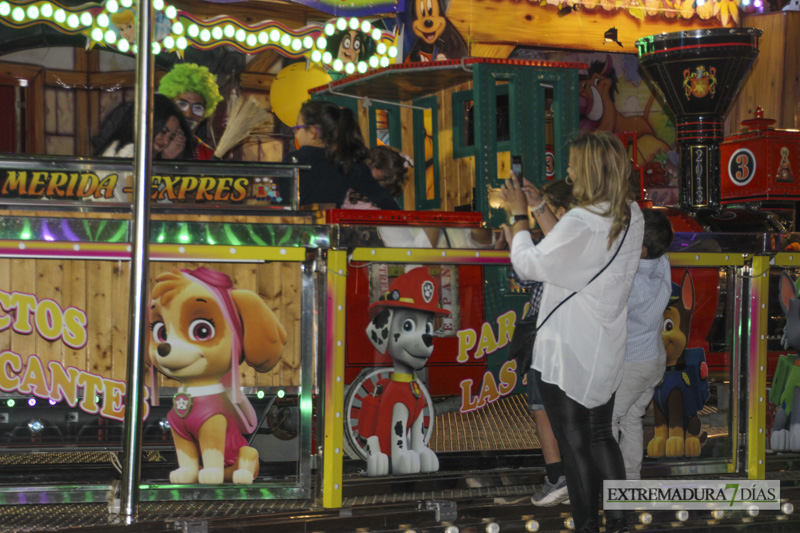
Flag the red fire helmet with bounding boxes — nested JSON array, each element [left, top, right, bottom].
[[368, 267, 451, 318]]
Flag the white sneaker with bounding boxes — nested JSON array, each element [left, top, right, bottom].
[[531, 475, 570, 506]]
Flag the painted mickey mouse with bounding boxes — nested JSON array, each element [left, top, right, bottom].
[[362, 267, 450, 476]]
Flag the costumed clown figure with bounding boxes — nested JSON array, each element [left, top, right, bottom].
[[360, 267, 450, 476], [158, 63, 224, 160]]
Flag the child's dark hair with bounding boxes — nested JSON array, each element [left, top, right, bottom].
[[93, 94, 192, 158], [642, 208, 674, 259], [542, 179, 575, 212], [299, 100, 368, 174], [345, 146, 409, 204]]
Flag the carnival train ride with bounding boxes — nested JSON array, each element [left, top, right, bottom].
[[0, 0, 800, 527]]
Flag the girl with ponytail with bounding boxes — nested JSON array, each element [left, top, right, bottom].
[[285, 100, 399, 210]]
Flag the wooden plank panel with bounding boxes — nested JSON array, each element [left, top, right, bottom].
[[255, 262, 298, 387], [0, 259, 10, 353], [44, 88, 56, 135], [781, 13, 800, 130], [457, 156, 474, 210], [86, 261, 113, 377], [147, 262, 180, 391], [9, 259, 37, 360], [255, 262, 279, 388], [448, 1, 722, 55], [88, 71, 136, 88], [44, 70, 87, 88], [28, 69, 46, 154], [726, 13, 785, 133], [279, 262, 301, 387], [239, 72, 274, 92], [469, 43, 516, 59], [61, 259, 87, 371], [400, 106, 415, 208], [110, 261, 129, 381], [231, 263, 259, 388], [34, 260, 64, 366], [75, 88, 90, 156]]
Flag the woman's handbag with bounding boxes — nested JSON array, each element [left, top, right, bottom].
[[508, 311, 538, 375], [507, 217, 631, 374]]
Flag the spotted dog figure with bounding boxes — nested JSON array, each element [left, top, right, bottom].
[[361, 267, 450, 476]]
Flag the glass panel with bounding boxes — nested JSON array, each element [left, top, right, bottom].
[[0, 156, 314, 497], [342, 258, 737, 471], [767, 266, 799, 454], [145, 262, 304, 483], [375, 109, 391, 147], [422, 107, 435, 201]]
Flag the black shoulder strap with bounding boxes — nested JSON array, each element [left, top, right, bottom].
[[534, 216, 631, 331]]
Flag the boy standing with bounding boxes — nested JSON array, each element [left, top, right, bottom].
[[612, 208, 673, 480]]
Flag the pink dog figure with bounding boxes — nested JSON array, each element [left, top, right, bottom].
[[148, 267, 287, 484], [362, 267, 450, 476]]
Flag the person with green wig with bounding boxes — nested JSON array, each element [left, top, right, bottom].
[[158, 63, 224, 160]]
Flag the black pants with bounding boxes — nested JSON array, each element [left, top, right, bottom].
[[535, 370, 627, 533]]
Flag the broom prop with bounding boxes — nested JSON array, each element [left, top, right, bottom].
[[214, 94, 273, 159]]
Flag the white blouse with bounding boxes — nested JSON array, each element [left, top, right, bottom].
[[510, 202, 645, 408]]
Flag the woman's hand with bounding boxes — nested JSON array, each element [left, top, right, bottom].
[[496, 224, 512, 250], [500, 173, 529, 215], [162, 129, 187, 160], [521, 178, 544, 208]]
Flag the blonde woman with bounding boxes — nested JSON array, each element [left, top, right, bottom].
[[500, 131, 644, 533]]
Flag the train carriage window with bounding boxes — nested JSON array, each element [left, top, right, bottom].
[[368, 104, 403, 208], [368, 103, 401, 149], [452, 86, 510, 159], [413, 95, 440, 210]]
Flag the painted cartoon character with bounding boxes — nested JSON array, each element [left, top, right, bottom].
[[359, 267, 450, 476], [406, 0, 468, 62], [148, 267, 287, 484], [325, 29, 375, 66], [647, 270, 710, 458], [110, 9, 136, 42], [578, 55, 670, 165], [770, 271, 800, 451]]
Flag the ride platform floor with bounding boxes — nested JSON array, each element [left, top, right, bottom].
[[0, 395, 794, 532]]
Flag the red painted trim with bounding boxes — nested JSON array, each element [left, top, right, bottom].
[[677, 121, 723, 127], [677, 136, 723, 141], [677, 128, 723, 135], [641, 42, 756, 57]]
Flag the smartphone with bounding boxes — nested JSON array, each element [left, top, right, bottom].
[[510, 155, 523, 183]]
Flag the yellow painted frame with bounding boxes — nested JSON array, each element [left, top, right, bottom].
[[322, 250, 348, 508]]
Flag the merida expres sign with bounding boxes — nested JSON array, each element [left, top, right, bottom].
[[1, 170, 251, 202]]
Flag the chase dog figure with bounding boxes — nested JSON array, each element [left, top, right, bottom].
[[648, 269, 709, 458]]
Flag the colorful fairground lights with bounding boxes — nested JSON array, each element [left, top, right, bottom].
[[0, 0, 399, 73]]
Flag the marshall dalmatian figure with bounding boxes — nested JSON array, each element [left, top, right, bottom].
[[362, 267, 450, 476]]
